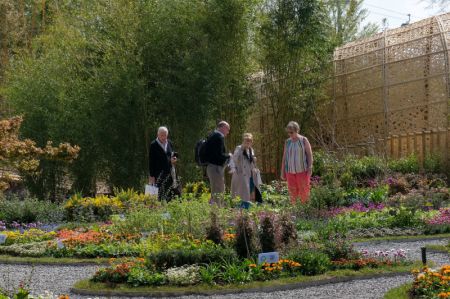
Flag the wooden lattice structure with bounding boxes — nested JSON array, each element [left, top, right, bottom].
[[249, 13, 450, 178], [330, 12, 450, 164]]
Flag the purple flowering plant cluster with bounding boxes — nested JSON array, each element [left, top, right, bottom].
[[324, 202, 385, 217], [426, 208, 450, 226], [0, 221, 43, 231], [360, 248, 408, 263]]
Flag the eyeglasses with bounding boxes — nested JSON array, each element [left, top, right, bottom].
[[287, 131, 295, 135]]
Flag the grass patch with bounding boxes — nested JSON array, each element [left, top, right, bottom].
[[0, 255, 108, 265], [73, 262, 423, 296], [352, 233, 450, 243], [384, 283, 412, 299], [425, 244, 450, 253]]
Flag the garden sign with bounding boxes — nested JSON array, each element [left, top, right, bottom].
[[258, 252, 279, 264]]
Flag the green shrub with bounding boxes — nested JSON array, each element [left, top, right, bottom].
[[199, 263, 221, 285], [147, 246, 237, 270], [64, 194, 124, 222], [0, 197, 63, 223], [219, 261, 251, 283], [322, 233, 359, 260], [313, 150, 339, 178], [423, 154, 444, 174], [182, 181, 210, 198], [259, 213, 276, 252], [286, 249, 331, 275], [206, 211, 223, 245], [113, 188, 159, 209], [388, 155, 420, 174], [345, 155, 386, 180], [387, 207, 422, 228], [235, 213, 256, 259], [340, 171, 357, 190], [343, 186, 389, 206], [279, 213, 297, 246], [111, 198, 217, 238], [310, 185, 345, 209], [127, 268, 166, 287]]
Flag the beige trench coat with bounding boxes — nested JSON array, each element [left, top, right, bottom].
[[230, 145, 260, 202]]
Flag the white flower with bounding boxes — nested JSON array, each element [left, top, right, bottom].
[[165, 264, 201, 286]]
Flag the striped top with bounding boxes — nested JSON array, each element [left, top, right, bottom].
[[284, 138, 308, 174]]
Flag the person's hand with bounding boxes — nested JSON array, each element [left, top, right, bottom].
[[307, 167, 312, 177], [149, 176, 155, 185], [280, 173, 286, 181], [229, 168, 236, 174], [171, 157, 177, 165]]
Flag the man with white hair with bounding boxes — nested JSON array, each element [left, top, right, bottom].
[[149, 126, 178, 201], [203, 121, 232, 204]]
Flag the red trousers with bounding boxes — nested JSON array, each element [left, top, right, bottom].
[[286, 171, 311, 204]]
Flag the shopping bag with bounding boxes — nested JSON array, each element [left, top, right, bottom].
[[145, 184, 159, 196]]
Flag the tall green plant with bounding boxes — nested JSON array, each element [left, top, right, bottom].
[[326, 0, 379, 46], [257, 0, 333, 175], [4, 0, 259, 195]]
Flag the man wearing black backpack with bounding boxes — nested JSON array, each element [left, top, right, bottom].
[[200, 121, 231, 205]]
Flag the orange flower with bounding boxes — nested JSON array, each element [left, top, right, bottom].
[[223, 233, 236, 241], [248, 264, 257, 268]]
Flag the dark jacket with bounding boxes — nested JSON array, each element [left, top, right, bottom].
[[149, 139, 173, 180], [204, 131, 229, 166]]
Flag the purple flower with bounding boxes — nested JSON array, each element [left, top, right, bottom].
[[367, 179, 378, 188], [425, 208, 450, 226], [311, 176, 321, 186]]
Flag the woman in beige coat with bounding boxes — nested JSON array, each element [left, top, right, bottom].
[[230, 133, 261, 209]]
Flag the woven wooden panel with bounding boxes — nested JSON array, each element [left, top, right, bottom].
[[331, 12, 450, 147], [248, 13, 450, 177]]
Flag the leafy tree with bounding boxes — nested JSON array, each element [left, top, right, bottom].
[[257, 0, 333, 174], [3, 0, 258, 196], [326, 0, 379, 46], [0, 0, 61, 115]]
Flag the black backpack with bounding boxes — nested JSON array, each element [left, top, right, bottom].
[[195, 138, 208, 166]]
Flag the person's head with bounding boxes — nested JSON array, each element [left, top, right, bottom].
[[217, 121, 230, 137], [242, 133, 253, 149], [157, 126, 169, 143], [286, 121, 300, 137]]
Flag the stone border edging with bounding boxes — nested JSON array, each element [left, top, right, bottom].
[[71, 271, 412, 298]]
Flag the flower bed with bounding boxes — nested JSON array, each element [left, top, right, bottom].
[[410, 265, 450, 298], [425, 208, 450, 234]]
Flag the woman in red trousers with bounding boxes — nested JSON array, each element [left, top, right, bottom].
[[280, 121, 313, 204]]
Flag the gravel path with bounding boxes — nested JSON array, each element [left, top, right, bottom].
[[0, 238, 448, 299], [0, 264, 99, 296]]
